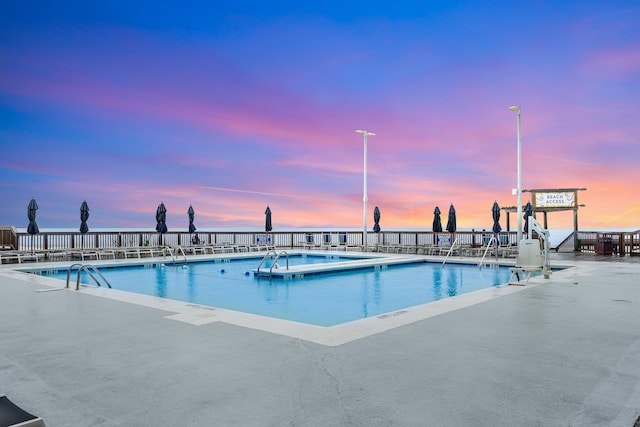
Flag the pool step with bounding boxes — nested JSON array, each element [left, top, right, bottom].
[[252, 256, 422, 279]]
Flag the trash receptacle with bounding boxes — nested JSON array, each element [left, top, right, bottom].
[[596, 234, 613, 255]]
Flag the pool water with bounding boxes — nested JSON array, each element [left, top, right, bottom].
[[42, 256, 516, 326]]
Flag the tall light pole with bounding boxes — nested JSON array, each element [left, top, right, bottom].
[[509, 106, 523, 244], [356, 129, 375, 251]]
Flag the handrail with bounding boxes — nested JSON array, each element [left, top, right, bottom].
[[257, 250, 289, 277], [65, 263, 112, 290], [478, 236, 498, 268], [257, 250, 278, 274], [441, 237, 462, 267], [527, 216, 552, 279], [9, 229, 518, 252], [164, 247, 176, 263], [177, 246, 187, 262], [269, 251, 289, 277], [165, 246, 187, 264], [555, 231, 575, 251], [65, 263, 83, 288]]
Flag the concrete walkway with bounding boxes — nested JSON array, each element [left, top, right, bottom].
[[1, 254, 639, 426]]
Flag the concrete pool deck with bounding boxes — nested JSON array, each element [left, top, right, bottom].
[[1, 253, 639, 426]]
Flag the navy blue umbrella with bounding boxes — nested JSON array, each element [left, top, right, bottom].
[[27, 198, 39, 235], [265, 206, 272, 232], [491, 201, 502, 234], [432, 206, 443, 232], [523, 201, 533, 234], [446, 204, 457, 233], [373, 206, 381, 233], [155, 202, 168, 234], [188, 204, 198, 244], [80, 200, 90, 234], [188, 205, 196, 233]]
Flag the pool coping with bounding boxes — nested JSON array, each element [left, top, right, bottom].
[[0, 251, 575, 346]]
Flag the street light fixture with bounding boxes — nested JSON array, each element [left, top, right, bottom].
[[509, 106, 523, 245], [356, 129, 375, 252]]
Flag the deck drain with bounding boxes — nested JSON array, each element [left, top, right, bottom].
[[634, 415, 640, 427], [612, 299, 633, 303]]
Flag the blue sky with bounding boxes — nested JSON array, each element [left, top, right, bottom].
[[1, 1, 639, 231]]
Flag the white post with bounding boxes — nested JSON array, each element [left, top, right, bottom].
[[510, 106, 523, 245], [356, 130, 375, 252]]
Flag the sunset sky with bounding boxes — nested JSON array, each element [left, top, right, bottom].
[[1, 1, 639, 231]]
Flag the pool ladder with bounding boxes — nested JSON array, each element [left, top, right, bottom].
[[441, 237, 463, 267], [257, 250, 289, 278], [166, 246, 188, 264], [478, 235, 499, 269], [65, 263, 112, 290]]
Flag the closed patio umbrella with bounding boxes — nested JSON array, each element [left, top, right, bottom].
[[156, 202, 167, 246], [432, 206, 443, 233], [373, 206, 381, 245], [523, 201, 533, 235], [188, 205, 197, 244], [80, 200, 90, 249], [27, 197, 39, 251], [446, 203, 457, 233], [265, 206, 272, 232], [188, 205, 196, 233], [80, 200, 90, 234], [373, 206, 381, 233], [432, 206, 442, 233], [491, 201, 502, 234], [155, 202, 168, 233], [27, 197, 39, 235]]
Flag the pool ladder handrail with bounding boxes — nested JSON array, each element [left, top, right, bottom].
[[441, 237, 463, 267], [478, 235, 499, 269], [65, 263, 112, 290], [257, 250, 289, 277], [165, 246, 187, 264]]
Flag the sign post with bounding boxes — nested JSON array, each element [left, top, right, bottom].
[[530, 189, 585, 251]]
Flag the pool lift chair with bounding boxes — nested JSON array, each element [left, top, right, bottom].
[[508, 216, 552, 286]]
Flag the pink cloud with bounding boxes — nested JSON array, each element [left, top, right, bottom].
[[578, 44, 640, 78], [3, 17, 639, 231]]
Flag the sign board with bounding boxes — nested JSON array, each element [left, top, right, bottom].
[[437, 234, 451, 245], [255, 234, 272, 245], [533, 191, 576, 209]]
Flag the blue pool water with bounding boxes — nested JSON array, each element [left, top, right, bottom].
[[41, 255, 515, 326]]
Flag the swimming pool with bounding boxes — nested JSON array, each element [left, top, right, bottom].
[[37, 255, 516, 327]]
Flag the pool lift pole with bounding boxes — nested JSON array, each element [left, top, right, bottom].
[[509, 106, 523, 246], [527, 216, 551, 279]]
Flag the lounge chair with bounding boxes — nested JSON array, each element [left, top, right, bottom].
[[302, 234, 321, 249], [0, 393, 46, 426], [322, 233, 336, 250], [333, 232, 348, 251], [0, 251, 23, 264], [0, 251, 46, 264], [69, 249, 99, 261]]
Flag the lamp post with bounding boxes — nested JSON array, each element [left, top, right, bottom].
[[509, 106, 523, 245], [356, 129, 375, 251]]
